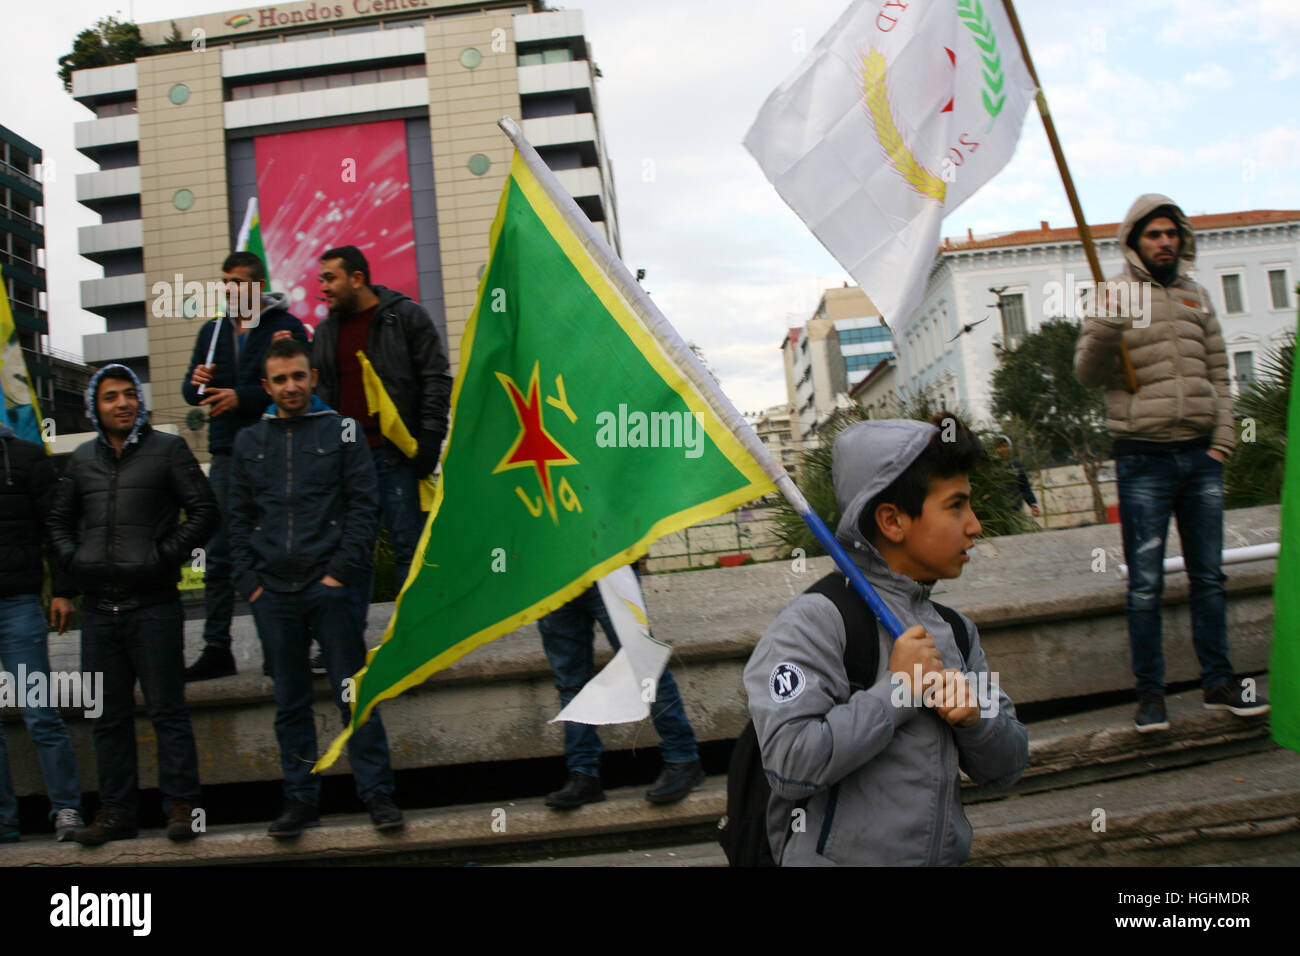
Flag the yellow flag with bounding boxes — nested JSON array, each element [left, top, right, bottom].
[[356, 350, 437, 510]]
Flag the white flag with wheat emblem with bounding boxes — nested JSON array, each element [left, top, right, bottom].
[[745, 0, 1037, 327]]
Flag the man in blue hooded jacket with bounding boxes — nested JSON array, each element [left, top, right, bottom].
[[47, 364, 218, 846]]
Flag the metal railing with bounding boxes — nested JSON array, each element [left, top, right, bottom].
[[0, 159, 40, 191]]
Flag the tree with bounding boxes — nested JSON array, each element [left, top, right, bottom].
[[990, 317, 1110, 524], [1225, 330, 1294, 508], [57, 17, 150, 92]]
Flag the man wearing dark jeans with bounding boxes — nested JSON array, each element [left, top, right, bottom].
[[311, 246, 451, 601], [538, 575, 704, 809], [181, 251, 308, 680], [47, 365, 218, 845], [1075, 193, 1270, 732], [229, 338, 401, 836], [0, 422, 82, 842]]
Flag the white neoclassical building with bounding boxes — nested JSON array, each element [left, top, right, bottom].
[[893, 210, 1299, 426]]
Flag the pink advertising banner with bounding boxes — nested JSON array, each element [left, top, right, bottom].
[[253, 119, 418, 333]]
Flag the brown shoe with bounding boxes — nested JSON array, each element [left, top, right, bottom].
[[166, 804, 200, 842], [74, 809, 138, 847]]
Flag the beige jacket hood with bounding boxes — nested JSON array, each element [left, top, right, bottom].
[[1074, 194, 1235, 454]]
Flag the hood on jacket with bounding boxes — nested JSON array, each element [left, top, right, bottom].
[[832, 419, 938, 551], [1118, 193, 1195, 281], [85, 363, 149, 448], [261, 393, 334, 420]]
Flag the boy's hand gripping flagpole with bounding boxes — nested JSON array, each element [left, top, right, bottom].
[[497, 116, 906, 642]]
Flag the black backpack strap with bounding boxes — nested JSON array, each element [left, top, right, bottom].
[[805, 573, 879, 693], [931, 601, 971, 665]]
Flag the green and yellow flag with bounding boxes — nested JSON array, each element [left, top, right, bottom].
[[317, 151, 774, 767], [1271, 313, 1300, 754], [0, 263, 46, 447]]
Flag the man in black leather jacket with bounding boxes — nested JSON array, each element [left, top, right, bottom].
[[312, 245, 451, 594], [229, 337, 401, 836], [47, 364, 218, 846]]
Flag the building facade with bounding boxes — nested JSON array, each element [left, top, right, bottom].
[[69, 0, 620, 453], [781, 285, 892, 448], [893, 211, 1299, 425], [1, 124, 98, 441]]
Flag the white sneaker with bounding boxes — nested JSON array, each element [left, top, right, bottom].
[[54, 808, 84, 842]]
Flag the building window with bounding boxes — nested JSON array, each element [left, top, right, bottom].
[[1000, 293, 1026, 349], [1268, 269, 1291, 310], [518, 45, 574, 67], [838, 325, 892, 345], [1233, 351, 1255, 387], [1221, 273, 1244, 314], [845, 352, 892, 372]]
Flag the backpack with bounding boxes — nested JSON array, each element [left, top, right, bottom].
[[717, 571, 971, 867]]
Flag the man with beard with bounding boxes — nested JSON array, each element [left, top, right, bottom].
[[1075, 194, 1269, 733], [312, 246, 450, 603]]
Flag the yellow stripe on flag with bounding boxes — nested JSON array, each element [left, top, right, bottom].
[[356, 349, 437, 510]]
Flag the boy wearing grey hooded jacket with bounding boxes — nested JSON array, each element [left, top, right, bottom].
[[744, 418, 1027, 865]]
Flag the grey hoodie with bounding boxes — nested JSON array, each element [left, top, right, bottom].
[[743, 420, 1028, 866]]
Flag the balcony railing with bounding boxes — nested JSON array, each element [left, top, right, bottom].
[[0, 159, 40, 191]]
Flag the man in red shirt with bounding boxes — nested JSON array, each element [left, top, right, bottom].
[[311, 246, 451, 602]]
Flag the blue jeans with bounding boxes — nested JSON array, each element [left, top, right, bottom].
[[81, 599, 201, 818], [202, 452, 234, 650], [251, 581, 395, 806], [0, 595, 82, 828], [354, 448, 425, 620], [1116, 448, 1235, 695], [538, 585, 699, 776]]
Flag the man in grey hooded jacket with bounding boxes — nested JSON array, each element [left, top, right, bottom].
[[744, 417, 1027, 865]]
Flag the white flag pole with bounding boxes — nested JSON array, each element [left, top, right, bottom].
[[496, 116, 908, 640], [197, 317, 221, 397]]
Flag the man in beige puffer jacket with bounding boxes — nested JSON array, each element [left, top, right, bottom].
[[1075, 194, 1269, 733]]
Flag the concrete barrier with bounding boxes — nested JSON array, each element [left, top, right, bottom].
[[2, 506, 1279, 796]]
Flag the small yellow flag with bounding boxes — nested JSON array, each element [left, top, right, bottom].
[[356, 350, 437, 510]]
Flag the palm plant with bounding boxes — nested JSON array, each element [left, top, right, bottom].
[[1225, 331, 1294, 508]]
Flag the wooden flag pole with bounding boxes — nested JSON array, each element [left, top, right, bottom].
[[1001, 0, 1139, 393]]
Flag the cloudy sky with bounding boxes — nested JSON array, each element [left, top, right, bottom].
[[7, 0, 1299, 413]]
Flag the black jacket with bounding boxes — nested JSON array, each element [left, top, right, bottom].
[[181, 293, 309, 453], [311, 285, 451, 471], [228, 396, 379, 598], [47, 424, 219, 609], [0, 425, 71, 598]]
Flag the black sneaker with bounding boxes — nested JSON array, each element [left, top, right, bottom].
[[646, 760, 706, 804], [1134, 692, 1170, 733], [545, 772, 605, 809], [74, 809, 138, 846], [365, 792, 404, 832], [1204, 680, 1271, 717], [267, 799, 321, 839], [184, 645, 236, 682]]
